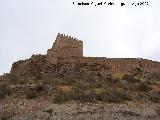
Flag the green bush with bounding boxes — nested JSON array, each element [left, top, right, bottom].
[[26, 91, 38, 99], [0, 84, 11, 99], [35, 85, 45, 92]]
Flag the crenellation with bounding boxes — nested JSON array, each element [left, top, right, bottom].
[[46, 33, 83, 62], [10, 33, 160, 76]]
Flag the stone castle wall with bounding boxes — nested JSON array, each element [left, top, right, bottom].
[[10, 54, 46, 75], [52, 57, 160, 74], [10, 55, 160, 76], [10, 33, 160, 76], [46, 33, 83, 64]]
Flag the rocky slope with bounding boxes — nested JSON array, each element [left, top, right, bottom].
[[0, 97, 160, 120], [1, 33, 160, 120]]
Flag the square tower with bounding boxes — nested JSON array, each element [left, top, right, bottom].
[[46, 33, 83, 64]]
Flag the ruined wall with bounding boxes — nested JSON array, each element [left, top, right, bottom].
[[11, 54, 160, 77], [55, 57, 160, 74], [10, 54, 46, 75], [46, 33, 83, 64], [10, 33, 160, 77], [11, 59, 31, 75]]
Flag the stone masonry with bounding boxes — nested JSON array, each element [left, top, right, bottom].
[[46, 33, 83, 64], [10, 33, 160, 76]]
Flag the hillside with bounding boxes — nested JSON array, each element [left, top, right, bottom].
[[0, 33, 160, 120]]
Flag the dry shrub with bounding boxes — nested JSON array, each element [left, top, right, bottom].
[[76, 89, 97, 103], [54, 91, 75, 103], [129, 82, 152, 92], [122, 74, 141, 83], [54, 89, 97, 103], [99, 88, 131, 103], [54, 86, 131, 103], [156, 109, 160, 117], [35, 84, 45, 92], [149, 92, 160, 103], [26, 90, 38, 99], [0, 84, 12, 99]]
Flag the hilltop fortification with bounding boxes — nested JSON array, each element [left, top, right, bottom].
[[2, 33, 160, 120], [46, 33, 83, 64], [10, 33, 160, 78]]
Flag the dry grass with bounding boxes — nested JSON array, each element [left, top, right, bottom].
[[1, 70, 160, 103], [98, 88, 132, 103], [129, 82, 152, 92], [54, 86, 131, 103]]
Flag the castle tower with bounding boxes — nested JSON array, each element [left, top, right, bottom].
[[46, 33, 83, 64]]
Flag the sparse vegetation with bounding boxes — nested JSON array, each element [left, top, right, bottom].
[[54, 88, 97, 103], [122, 74, 141, 83], [129, 82, 152, 92], [35, 84, 45, 92], [149, 92, 160, 103], [54, 91, 73, 103], [54, 85, 131, 103], [0, 33, 160, 106], [156, 109, 160, 117], [0, 69, 160, 103], [0, 84, 12, 99], [26, 91, 38, 99], [146, 72, 160, 81], [98, 88, 131, 103], [131, 67, 143, 77]]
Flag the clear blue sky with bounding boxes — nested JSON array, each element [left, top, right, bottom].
[[0, 0, 160, 75]]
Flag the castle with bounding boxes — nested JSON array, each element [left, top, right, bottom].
[[10, 33, 160, 77], [46, 33, 83, 64]]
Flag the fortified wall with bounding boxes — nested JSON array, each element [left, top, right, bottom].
[[10, 33, 160, 77], [46, 33, 83, 64]]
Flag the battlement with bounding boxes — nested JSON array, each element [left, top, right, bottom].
[[56, 33, 82, 43], [53, 33, 83, 49], [10, 33, 160, 77], [46, 33, 83, 64]]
